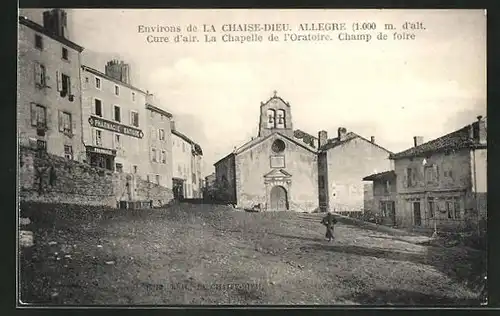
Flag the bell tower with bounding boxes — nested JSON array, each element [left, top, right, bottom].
[[258, 90, 294, 138]]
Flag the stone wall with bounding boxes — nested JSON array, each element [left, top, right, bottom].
[[19, 146, 173, 207]]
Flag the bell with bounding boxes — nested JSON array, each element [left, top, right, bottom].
[[268, 115, 274, 123], [278, 117, 284, 124]]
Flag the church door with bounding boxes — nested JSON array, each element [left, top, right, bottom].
[[270, 185, 288, 211]]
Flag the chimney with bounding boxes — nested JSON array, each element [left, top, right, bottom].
[[477, 115, 487, 144], [171, 120, 176, 131], [105, 59, 131, 84], [370, 136, 375, 144], [318, 130, 328, 148], [146, 93, 154, 105], [413, 136, 424, 147], [337, 127, 347, 141], [43, 9, 68, 38]]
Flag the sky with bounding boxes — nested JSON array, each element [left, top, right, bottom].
[[20, 9, 487, 177]]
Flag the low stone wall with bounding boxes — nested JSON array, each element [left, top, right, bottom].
[[19, 147, 116, 207], [19, 146, 173, 207]]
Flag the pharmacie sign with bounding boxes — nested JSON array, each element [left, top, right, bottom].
[[89, 116, 144, 138]]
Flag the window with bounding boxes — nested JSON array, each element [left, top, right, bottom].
[[62, 47, 69, 60], [58, 111, 72, 134], [34, 63, 46, 87], [446, 201, 454, 219], [37, 139, 47, 151], [115, 163, 123, 173], [35, 34, 43, 49], [425, 164, 439, 185], [94, 99, 102, 117], [64, 145, 73, 160], [159, 128, 165, 141], [454, 200, 461, 219], [156, 175, 160, 185], [58, 73, 71, 96], [95, 77, 101, 89], [30, 103, 47, 128], [95, 129, 102, 146], [272, 139, 286, 153], [114, 85, 120, 96], [85, 77, 89, 83], [130, 111, 139, 127], [114, 134, 121, 149], [406, 168, 416, 187], [384, 180, 390, 194], [151, 148, 157, 162], [161, 150, 166, 164], [132, 92, 136, 101], [114, 105, 121, 122], [133, 165, 138, 174], [427, 198, 435, 218]]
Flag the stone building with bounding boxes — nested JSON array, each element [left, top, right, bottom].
[[387, 116, 487, 230], [362, 171, 397, 226], [80, 62, 149, 176], [214, 92, 393, 213], [146, 95, 174, 189], [18, 10, 85, 160], [171, 124, 204, 200], [317, 129, 394, 213]]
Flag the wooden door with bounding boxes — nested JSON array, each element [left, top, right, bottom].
[[270, 186, 288, 211], [413, 202, 422, 226]]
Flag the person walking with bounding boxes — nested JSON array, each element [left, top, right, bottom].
[[321, 211, 338, 242]]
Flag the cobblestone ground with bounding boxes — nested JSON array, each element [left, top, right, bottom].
[[19, 203, 485, 305]]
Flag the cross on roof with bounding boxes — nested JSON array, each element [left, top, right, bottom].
[[273, 90, 277, 97]]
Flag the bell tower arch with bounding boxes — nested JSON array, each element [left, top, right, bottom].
[[258, 90, 294, 138]]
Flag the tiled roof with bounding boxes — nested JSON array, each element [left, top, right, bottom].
[[389, 118, 487, 160], [363, 170, 396, 181], [319, 132, 393, 154]]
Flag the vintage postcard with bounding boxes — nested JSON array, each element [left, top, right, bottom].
[[17, 8, 487, 306]]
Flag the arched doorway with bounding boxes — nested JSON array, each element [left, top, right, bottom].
[[270, 185, 289, 211]]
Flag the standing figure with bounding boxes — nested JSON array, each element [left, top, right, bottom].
[[321, 211, 338, 242]]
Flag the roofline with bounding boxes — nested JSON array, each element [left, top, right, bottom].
[[171, 129, 200, 147], [320, 133, 393, 154], [146, 103, 173, 118], [81, 65, 148, 94], [389, 143, 487, 160], [362, 171, 396, 181], [19, 16, 84, 53], [260, 95, 291, 108], [214, 152, 235, 166], [236, 132, 318, 156]]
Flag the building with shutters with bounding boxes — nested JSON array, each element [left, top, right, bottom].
[[80, 62, 150, 177], [386, 116, 487, 230], [213, 91, 393, 213], [18, 10, 85, 160], [145, 96, 174, 189], [171, 124, 204, 199]]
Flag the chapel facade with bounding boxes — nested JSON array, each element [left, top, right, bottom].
[[214, 92, 393, 213]]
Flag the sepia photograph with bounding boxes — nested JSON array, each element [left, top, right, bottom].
[[17, 8, 487, 306]]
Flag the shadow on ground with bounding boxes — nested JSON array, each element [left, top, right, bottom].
[[341, 288, 480, 306], [267, 233, 324, 243], [304, 241, 486, 298]]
